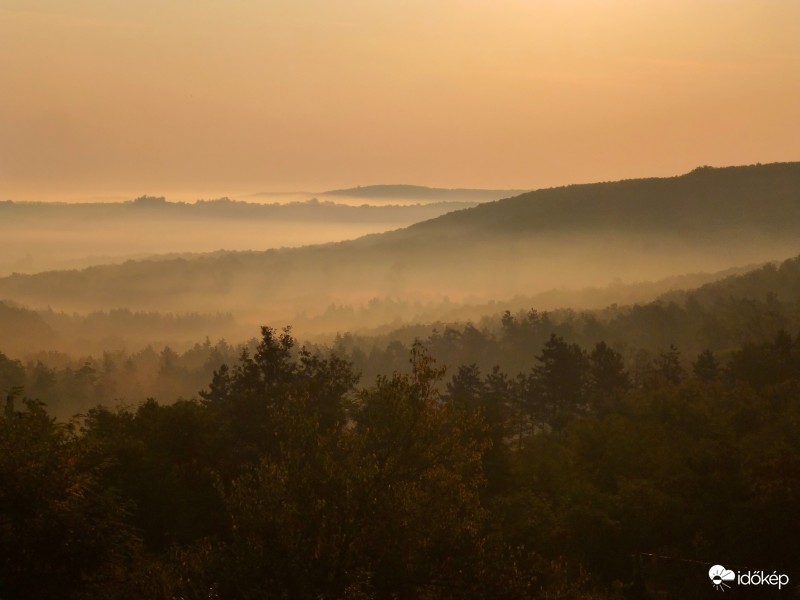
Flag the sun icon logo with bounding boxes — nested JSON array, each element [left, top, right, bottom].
[[709, 565, 735, 591]]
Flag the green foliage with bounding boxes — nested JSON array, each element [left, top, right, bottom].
[[528, 334, 590, 429], [149, 337, 513, 598], [0, 352, 25, 399], [728, 329, 800, 389], [4, 163, 800, 335], [653, 344, 685, 386], [587, 342, 630, 415], [691, 349, 719, 382], [78, 399, 228, 553], [199, 326, 358, 471], [0, 398, 137, 599], [3, 323, 800, 598]]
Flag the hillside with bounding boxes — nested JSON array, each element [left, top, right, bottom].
[[659, 254, 800, 306], [390, 162, 800, 238], [0, 196, 480, 275], [0, 264, 756, 357], [319, 184, 528, 203], [1, 163, 799, 326], [249, 185, 526, 206], [328, 251, 800, 382]]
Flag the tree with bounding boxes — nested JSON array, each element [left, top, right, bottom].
[[79, 400, 228, 553], [163, 343, 508, 599], [654, 344, 684, 386], [588, 341, 630, 401], [200, 326, 357, 467], [529, 334, 589, 429], [0, 352, 25, 399], [0, 398, 137, 598], [692, 349, 719, 382], [444, 363, 484, 412], [727, 330, 800, 389]]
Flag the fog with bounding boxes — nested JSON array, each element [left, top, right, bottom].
[[0, 196, 481, 275], [3, 3, 800, 594], [2, 164, 800, 357], [2, 226, 797, 355]]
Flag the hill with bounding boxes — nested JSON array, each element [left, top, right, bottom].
[[0, 196, 477, 275], [327, 251, 800, 382], [319, 184, 528, 203], [390, 162, 800, 238], [1, 163, 798, 328]]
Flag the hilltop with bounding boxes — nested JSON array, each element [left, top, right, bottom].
[[1, 163, 798, 327], [0, 195, 478, 275], [319, 184, 528, 203]]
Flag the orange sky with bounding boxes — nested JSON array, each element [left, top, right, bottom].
[[1, 0, 798, 201]]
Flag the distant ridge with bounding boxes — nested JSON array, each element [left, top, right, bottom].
[[2, 162, 799, 321], [659, 253, 800, 306], [320, 184, 528, 202], [389, 161, 800, 239]]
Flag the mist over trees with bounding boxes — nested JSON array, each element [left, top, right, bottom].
[[3, 164, 800, 598], [2, 163, 799, 327], [3, 323, 799, 598], [6, 249, 800, 422], [0, 192, 487, 276], [317, 184, 528, 203]]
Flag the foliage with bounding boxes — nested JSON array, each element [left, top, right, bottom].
[[2, 326, 800, 597], [0, 398, 137, 599]]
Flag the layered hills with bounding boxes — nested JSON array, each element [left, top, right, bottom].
[[0, 193, 491, 275], [317, 184, 529, 204], [1, 163, 798, 331]]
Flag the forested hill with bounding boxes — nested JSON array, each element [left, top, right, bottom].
[[387, 161, 800, 240], [659, 253, 800, 306], [0, 196, 483, 275], [1, 163, 798, 320], [319, 184, 528, 202]]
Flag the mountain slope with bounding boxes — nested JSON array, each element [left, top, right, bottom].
[[389, 162, 800, 239], [0, 196, 481, 275], [1, 162, 799, 323], [320, 184, 528, 203], [659, 254, 800, 306]]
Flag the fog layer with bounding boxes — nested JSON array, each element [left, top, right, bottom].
[[1, 164, 798, 348]]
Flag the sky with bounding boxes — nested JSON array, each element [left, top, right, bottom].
[[1, 0, 799, 201]]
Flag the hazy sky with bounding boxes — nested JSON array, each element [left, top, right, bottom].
[[2, 0, 798, 200]]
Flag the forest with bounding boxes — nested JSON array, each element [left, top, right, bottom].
[[2, 322, 799, 598], [3, 164, 799, 327], [3, 165, 800, 598], [6, 0, 800, 594], [2, 253, 800, 596], [0, 192, 493, 277], [5, 252, 800, 418]]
